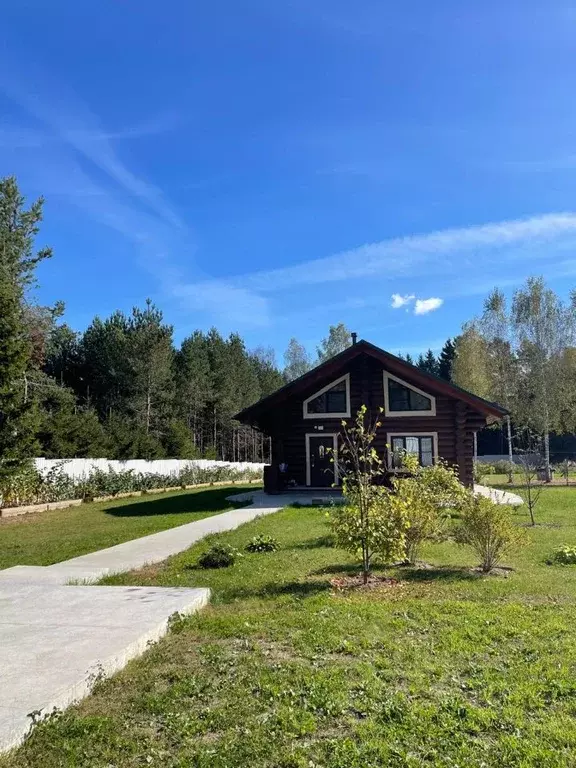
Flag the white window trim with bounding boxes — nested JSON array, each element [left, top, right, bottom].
[[305, 433, 339, 487], [386, 431, 438, 471], [383, 371, 436, 417], [303, 373, 351, 420]]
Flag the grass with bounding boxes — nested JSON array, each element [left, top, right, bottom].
[[484, 472, 576, 487], [0, 485, 257, 570], [3, 487, 576, 767]]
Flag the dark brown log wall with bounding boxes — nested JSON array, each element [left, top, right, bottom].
[[263, 352, 485, 488]]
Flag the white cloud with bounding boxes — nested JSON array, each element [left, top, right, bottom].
[[221, 212, 576, 294], [391, 293, 415, 309], [414, 297, 443, 315]]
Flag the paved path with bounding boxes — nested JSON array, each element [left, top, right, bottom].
[[474, 484, 523, 506], [0, 492, 282, 586], [0, 492, 285, 753]]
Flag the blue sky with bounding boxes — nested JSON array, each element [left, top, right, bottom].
[[3, 0, 576, 362]]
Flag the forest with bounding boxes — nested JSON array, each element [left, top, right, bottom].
[[1, 177, 576, 476]]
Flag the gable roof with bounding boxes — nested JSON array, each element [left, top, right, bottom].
[[235, 339, 508, 425]]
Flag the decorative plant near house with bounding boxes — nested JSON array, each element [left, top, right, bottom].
[[455, 495, 526, 573], [246, 534, 279, 553], [547, 545, 576, 565], [515, 431, 544, 525], [330, 405, 408, 583], [393, 453, 471, 564], [198, 544, 241, 569]]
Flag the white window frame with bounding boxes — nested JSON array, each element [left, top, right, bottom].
[[305, 432, 339, 487], [383, 371, 436, 417], [387, 432, 438, 471], [303, 373, 351, 420]]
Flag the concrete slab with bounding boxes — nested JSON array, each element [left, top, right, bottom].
[[0, 584, 209, 752], [0, 494, 288, 753], [474, 484, 524, 506]]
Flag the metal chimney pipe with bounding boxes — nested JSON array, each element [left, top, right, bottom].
[[351, 332, 357, 345]]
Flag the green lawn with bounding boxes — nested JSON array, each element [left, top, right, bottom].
[[485, 473, 576, 487], [0, 485, 256, 570], [4, 488, 576, 767]]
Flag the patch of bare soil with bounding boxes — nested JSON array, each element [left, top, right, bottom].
[[470, 565, 514, 578], [329, 574, 402, 591]]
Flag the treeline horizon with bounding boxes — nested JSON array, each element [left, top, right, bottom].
[[2, 176, 575, 474]]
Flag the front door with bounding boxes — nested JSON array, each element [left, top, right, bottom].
[[308, 435, 336, 487]]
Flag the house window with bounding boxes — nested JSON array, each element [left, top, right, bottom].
[[303, 374, 351, 419], [390, 434, 436, 468], [383, 372, 436, 417]]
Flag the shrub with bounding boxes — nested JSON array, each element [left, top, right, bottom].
[[332, 486, 408, 575], [393, 455, 471, 564], [547, 546, 576, 565], [454, 496, 526, 573], [0, 462, 263, 508], [492, 460, 519, 476], [246, 534, 279, 553], [473, 461, 494, 484], [333, 406, 409, 583], [198, 544, 241, 569]]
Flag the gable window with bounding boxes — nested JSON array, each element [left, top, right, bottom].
[[303, 374, 351, 419], [388, 433, 437, 468], [383, 372, 436, 417]]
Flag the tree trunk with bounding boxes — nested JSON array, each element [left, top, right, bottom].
[[543, 427, 551, 482], [506, 415, 514, 484]]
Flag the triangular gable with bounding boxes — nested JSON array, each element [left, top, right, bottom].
[[235, 339, 508, 425]]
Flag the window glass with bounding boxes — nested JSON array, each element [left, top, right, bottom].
[[307, 379, 348, 414], [390, 436, 435, 468], [405, 436, 420, 455], [388, 378, 432, 411]]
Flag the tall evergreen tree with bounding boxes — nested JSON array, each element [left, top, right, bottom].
[[0, 177, 51, 481], [79, 312, 130, 417], [417, 349, 440, 376], [175, 331, 211, 451], [126, 299, 174, 438], [437, 338, 456, 381], [251, 346, 284, 396]]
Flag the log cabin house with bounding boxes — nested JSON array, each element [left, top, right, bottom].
[[235, 338, 507, 493]]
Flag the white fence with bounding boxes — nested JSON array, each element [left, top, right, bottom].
[[34, 458, 265, 481]]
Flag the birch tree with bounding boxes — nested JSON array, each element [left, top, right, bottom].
[[479, 289, 519, 482], [512, 278, 576, 480]]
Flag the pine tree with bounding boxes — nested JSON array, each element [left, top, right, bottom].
[[175, 331, 211, 451], [79, 312, 130, 417], [416, 349, 439, 375], [0, 177, 51, 481], [437, 338, 456, 381], [126, 300, 174, 441]]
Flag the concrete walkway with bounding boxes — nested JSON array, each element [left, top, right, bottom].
[[0, 491, 281, 586], [0, 492, 285, 752], [474, 484, 524, 506]]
